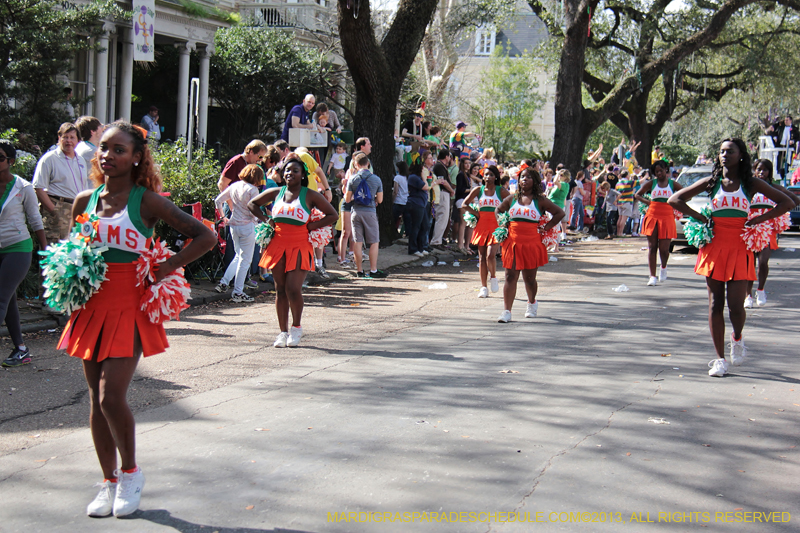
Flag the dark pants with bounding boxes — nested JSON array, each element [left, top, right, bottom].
[[422, 202, 433, 249], [392, 203, 408, 236], [607, 210, 618, 236], [595, 197, 606, 227], [1, 251, 31, 347], [405, 203, 427, 254]]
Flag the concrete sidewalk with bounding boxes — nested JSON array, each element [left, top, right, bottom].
[[1, 245, 798, 532]]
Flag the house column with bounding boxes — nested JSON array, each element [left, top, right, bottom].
[[94, 23, 115, 123], [175, 41, 195, 140], [118, 28, 134, 121], [197, 45, 212, 144]]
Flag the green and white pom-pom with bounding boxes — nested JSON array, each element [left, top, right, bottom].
[[39, 236, 108, 314], [492, 211, 511, 242], [684, 206, 715, 248], [493, 225, 509, 243], [638, 194, 651, 215], [255, 221, 275, 247], [463, 203, 479, 228], [496, 211, 511, 227]]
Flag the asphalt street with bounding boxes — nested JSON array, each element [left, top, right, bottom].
[[1, 235, 798, 533]]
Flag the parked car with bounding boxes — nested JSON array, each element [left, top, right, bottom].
[[789, 185, 800, 229], [673, 165, 713, 248]]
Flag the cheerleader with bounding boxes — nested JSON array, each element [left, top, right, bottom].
[[249, 154, 337, 348], [63, 122, 215, 517], [495, 168, 565, 322], [669, 139, 792, 377], [461, 165, 509, 297], [744, 159, 800, 307], [635, 160, 683, 285]]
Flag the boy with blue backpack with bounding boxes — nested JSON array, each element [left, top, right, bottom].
[[345, 151, 387, 278]]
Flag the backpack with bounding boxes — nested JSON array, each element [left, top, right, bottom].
[[353, 172, 374, 206]]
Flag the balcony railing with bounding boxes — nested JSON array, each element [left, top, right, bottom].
[[238, 1, 334, 33]]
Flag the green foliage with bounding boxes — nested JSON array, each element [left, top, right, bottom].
[[0, 0, 127, 145], [210, 25, 329, 148], [175, 0, 239, 24], [466, 47, 544, 162], [152, 139, 221, 241], [1, 127, 39, 180]]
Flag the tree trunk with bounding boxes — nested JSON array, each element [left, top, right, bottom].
[[550, 0, 597, 175], [626, 88, 652, 170], [338, 0, 438, 244]]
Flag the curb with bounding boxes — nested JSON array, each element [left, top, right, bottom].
[[2, 249, 466, 337]]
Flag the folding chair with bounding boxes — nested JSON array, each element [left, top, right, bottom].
[[178, 202, 225, 282]]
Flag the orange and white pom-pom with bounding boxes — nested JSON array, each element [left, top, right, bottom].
[[135, 239, 191, 323], [771, 212, 791, 234], [140, 271, 191, 324], [538, 212, 560, 248], [742, 210, 771, 252], [308, 208, 332, 248], [673, 209, 683, 221]]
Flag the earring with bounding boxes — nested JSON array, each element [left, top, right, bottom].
[[134, 162, 139, 166]]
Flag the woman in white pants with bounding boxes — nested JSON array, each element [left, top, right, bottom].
[[215, 164, 263, 302]]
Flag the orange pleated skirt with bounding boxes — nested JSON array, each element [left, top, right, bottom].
[[58, 263, 169, 361], [470, 211, 498, 247], [695, 217, 756, 282], [768, 232, 779, 250], [259, 222, 313, 272], [502, 221, 548, 270], [642, 201, 677, 239]]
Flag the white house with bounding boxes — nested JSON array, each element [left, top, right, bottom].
[[67, 0, 336, 143], [449, 3, 556, 153]]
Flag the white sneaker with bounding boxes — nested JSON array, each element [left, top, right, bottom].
[[287, 326, 303, 347], [525, 301, 538, 318], [478, 286, 489, 298], [414, 251, 425, 257], [659, 267, 668, 282], [231, 292, 254, 303], [497, 310, 512, 323], [421, 250, 430, 256], [87, 480, 117, 517], [113, 467, 144, 517], [756, 290, 767, 306], [490, 277, 499, 293], [708, 358, 729, 377], [647, 276, 658, 286], [729, 335, 747, 366], [214, 282, 229, 293], [743, 295, 754, 309], [273, 332, 289, 348]]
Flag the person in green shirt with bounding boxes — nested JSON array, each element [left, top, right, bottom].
[[547, 169, 571, 243], [0, 139, 48, 367]]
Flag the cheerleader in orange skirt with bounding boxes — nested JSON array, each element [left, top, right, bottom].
[[461, 165, 509, 297], [635, 160, 683, 286], [669, 139, 792, 377], [249, 154, 337, 348], [744, 159, 800, 307], [63, 122, 215, 517], [495, 167, 565, 322]]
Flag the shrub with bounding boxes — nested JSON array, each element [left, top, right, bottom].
[[152, 139, 221, 242]]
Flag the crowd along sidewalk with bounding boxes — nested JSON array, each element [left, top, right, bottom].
[[1, 241, 471, 338]]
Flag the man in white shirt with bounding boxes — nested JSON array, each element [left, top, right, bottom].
[[74, 116, 103, 170], [32, 122, 91, 243], [768, 116, 800, 177]]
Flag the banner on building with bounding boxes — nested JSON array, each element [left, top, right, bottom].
[[133, 0, 155, 61]]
